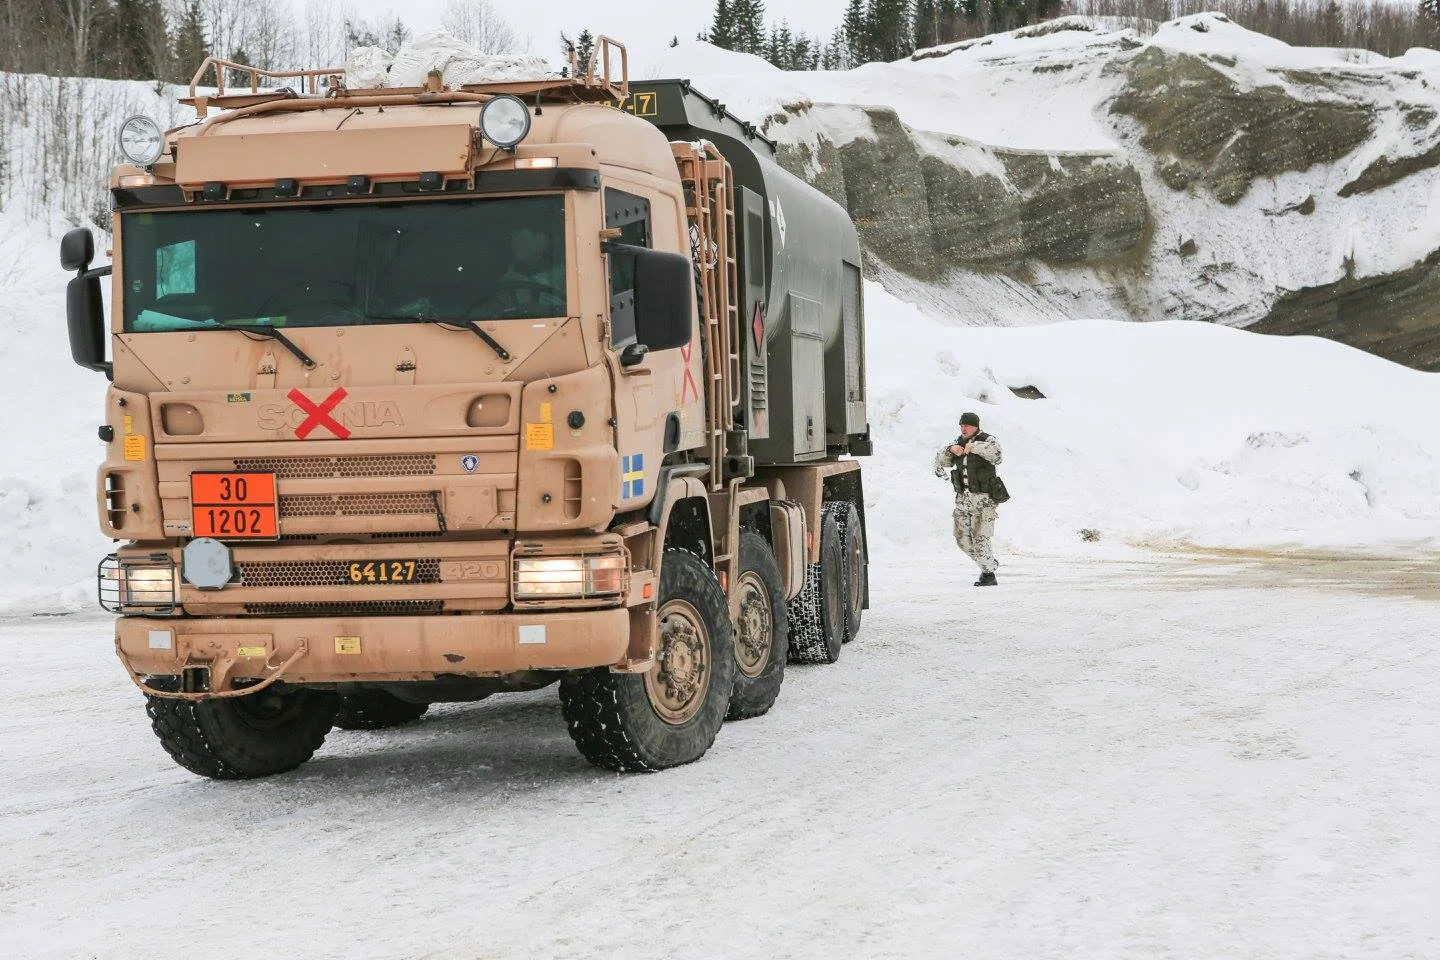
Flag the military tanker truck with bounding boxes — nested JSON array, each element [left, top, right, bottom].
[[61, 39, 870, 779]]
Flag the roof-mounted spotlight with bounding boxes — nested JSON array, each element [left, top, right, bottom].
[[480, 95, 531, 151], [118, 115, 164, 167]]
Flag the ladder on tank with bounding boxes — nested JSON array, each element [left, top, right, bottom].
[[672, 143, 742, 494]]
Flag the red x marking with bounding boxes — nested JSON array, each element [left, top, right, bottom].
[[288, 387, 351, 439], [679, 344, 700, 405]]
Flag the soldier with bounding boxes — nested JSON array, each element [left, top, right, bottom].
[[933, 411, 1005, 586]]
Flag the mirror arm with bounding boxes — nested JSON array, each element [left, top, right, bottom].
[[81, 264, 112, 280]]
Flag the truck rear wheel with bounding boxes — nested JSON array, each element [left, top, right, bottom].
[[144, 681, 338, 780], [334, 690, 429, 730], [835, 501, 867, 644], [787, 502, 848, 664], [726, 530, 789, 721], [558, 548, 735, 771]]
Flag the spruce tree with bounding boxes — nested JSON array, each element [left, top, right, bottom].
[[913, 0, 939, 50], [708, 0, 737, 47], [843, 0, 870, 64], [171, 1, 209, 82], [575, 29, 595, 68], [732, 0, 767, 55]]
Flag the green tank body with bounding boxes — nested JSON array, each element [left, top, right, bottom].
[[628, 80, 870, 464]]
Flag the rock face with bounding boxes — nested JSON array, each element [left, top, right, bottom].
[[773, 105, 1150, 283], [1251, 256, 1440, 370], [1109, 46, 1374, 206]]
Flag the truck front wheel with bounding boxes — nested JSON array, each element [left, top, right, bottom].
[[558, 548, 736, 771], [144, 681, 338, 780], [726, 530, 788, 720]]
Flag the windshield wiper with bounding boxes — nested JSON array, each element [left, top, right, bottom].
[[365, 314, 512, 363], [217, 322, 316, 369], [459, 320, 511, 362]]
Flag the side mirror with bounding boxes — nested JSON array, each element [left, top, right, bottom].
[[61, 227, 112, 376], [60, 227, 94, 272], [632, 247, 694, 353]]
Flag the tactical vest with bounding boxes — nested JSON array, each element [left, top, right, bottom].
[[949, 432, 998, 496]]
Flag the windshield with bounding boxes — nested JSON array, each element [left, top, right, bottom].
[[121, 195, 566, 332]]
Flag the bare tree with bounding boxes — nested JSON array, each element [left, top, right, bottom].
[[441, 0, 520, 53], [242, 0, 298, 71], [302, 0, 352, 68], [59, 0, 103, 74], [201, 0, 247, 64]]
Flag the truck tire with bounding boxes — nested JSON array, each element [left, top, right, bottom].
[[787, 502, 847, 664], [726, 530, 789, 721], [835, 501, 866, 644], [334, 690, 429, 730], [558, 548, 735, 772], [144, 680, 338, 780]]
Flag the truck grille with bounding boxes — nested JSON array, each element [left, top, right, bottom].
[[234, 454, 437, 479], [242, 600, 444, 616], [237, 558, 442, 588], [279, 492, 437, 518]]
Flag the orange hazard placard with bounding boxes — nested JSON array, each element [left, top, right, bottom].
[[190, 472, 278, 539]]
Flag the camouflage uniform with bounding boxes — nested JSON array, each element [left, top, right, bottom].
[[933, 433, 1003, 575]]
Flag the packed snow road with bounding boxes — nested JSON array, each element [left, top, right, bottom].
[[3, 550, 1439, 960]]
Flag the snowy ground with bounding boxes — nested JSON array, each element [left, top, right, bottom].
[[4, 549, 1440, 959]]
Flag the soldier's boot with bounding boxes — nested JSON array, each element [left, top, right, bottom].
[[974, 571, 997, 587]]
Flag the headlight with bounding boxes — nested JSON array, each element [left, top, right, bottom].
[[480, 95, 531, 150], [99, 555, 179, 613], [514, 555, 626, 600], [118, 115, 164, 166]]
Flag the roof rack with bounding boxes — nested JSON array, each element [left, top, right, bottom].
[[178, 38, 629, 119], [182, 57, 343, 116]]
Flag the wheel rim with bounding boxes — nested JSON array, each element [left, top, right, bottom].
[[645, 598, 712, 725], [734, 571, 773, 679]]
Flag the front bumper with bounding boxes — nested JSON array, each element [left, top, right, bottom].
[[117, 609, 630, 694]]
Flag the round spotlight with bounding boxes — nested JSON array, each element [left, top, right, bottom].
[[480, 95, 532, 150], [118, 115, 165, 167]]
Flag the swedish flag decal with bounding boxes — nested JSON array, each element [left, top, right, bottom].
[[622, 453, 645, 499]]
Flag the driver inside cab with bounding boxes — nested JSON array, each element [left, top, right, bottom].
[[480, 225, 564, 318]]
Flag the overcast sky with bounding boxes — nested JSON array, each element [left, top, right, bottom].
[[341, 0, 842, 68]]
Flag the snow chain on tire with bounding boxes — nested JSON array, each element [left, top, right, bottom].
[[787, 501, 850, 664]]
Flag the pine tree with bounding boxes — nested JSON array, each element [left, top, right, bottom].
[[843, 0, 870, 64], [732, 0, 767, 54], [227, 47, 251, 88], [708, 0, 737, 47], [913, 0, 939, 50], [670, 35, 680, 47], [1425, 0, 1440, 22], [867, 0, 914, 61], [825, 25, 848, 68], [575, 29, 595, 68], [171, 1, 209, 82], [116, 0, 168, 80]]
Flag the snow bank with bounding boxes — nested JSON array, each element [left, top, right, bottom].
[[863, 283, 1440, 556], [0, 211, 111, 615]]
